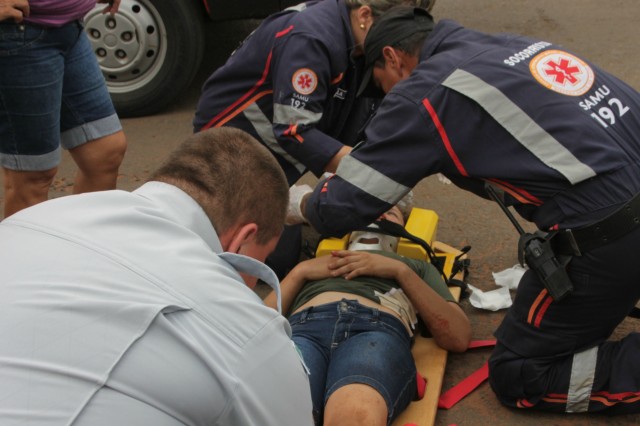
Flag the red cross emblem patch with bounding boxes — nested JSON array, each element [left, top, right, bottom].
[[292, 68, 318, 95], [530, 50, 594, 96]]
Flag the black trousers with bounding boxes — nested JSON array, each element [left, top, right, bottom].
[[489, 226, 640, 414]]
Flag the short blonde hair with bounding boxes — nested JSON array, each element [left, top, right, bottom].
[[149, 128, 288, 244]]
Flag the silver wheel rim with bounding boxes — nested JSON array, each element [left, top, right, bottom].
[[84, 0, 168, 94]]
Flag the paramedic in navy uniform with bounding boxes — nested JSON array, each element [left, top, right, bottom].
[[290, 6, 640, 415], [193, 0, 433, 277]]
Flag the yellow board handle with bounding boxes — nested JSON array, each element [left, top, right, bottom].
[[315, 208, 439, 261], [397, 208, 439, 261], [315, 233, 350, 257]]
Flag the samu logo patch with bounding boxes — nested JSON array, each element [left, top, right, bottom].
[[530, 50, 594, 96], [292, 68, 318, 95]]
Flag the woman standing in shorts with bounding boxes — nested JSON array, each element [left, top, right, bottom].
[[0, 0, 127, 218]]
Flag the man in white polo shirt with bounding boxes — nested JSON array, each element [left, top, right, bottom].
[[0, 127, 313, 425]]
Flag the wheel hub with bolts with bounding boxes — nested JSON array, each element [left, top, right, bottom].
[[84, 0, 166, 93]]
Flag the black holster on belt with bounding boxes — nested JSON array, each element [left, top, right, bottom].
[[484, 183, 575, 302], [518, 231, 573, 301]]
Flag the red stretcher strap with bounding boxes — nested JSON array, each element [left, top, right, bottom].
[[467, 339, 497, 349], [437, 339, 497, 409], [438, 362, 488, 409]]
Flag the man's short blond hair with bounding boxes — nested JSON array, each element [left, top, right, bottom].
[[149, 128, 289, 244]]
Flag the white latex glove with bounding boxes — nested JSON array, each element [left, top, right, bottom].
[[286, 184, 312, 225]]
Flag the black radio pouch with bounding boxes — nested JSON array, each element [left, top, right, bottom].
[[518, 231, 573, 301]]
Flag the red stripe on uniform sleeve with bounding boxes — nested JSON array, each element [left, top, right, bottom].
[[422, 98, 469, 177]]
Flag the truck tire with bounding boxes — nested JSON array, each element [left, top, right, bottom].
[[84, 0, 206, 117]]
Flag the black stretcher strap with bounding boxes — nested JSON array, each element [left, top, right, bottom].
[[371, 219, 471, 297]]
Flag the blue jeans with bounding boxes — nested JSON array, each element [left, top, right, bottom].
[[0, 20, 121, 171], [289, 299, 417, 425]]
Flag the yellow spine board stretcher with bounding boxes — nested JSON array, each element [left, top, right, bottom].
[[316, 208, 464, 426]]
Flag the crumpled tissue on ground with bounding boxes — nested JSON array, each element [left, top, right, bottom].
[[468, 284, 513, 311], [492, 263, 527, 290]]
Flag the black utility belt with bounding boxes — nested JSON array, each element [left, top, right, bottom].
[[552, 193, 640, 256]]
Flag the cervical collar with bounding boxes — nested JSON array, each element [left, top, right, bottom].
[[347, 223, 399, 253]]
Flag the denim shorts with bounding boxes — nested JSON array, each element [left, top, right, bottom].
[[0, 20, 121, 171], [289, 299, 417, 425]]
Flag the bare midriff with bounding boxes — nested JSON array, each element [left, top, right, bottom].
[[291, 291, 410, 332]]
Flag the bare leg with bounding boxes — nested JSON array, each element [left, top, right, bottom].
[[3, 167, 58, 218], [324, 384, 388, 426], [69, 130, 127, 194]]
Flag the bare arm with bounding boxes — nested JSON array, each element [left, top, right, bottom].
[[328, 251, 472, 352], [0, 0, 29, 22]]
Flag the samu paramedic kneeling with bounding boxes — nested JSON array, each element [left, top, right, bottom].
[[292, 6, 640, 415]]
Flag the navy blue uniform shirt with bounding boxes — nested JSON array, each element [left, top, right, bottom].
[[306, 20, 640, 236], [194, 0, 366, 185]]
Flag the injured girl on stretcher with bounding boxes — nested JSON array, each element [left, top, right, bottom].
[[264, 205, 471, 426]]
